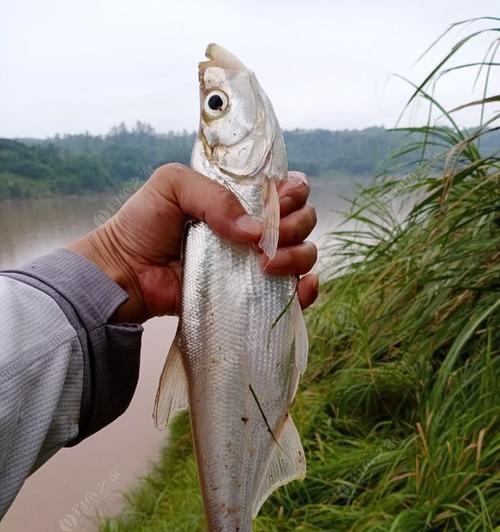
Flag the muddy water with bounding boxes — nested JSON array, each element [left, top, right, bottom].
[[0, 178, 357, 532]]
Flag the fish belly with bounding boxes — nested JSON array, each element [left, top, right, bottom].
[[180, 222, 296, 531]]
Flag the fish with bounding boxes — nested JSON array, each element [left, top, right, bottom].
[[154, 43, 308, 532]]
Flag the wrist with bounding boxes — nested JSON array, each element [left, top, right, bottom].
[[66, 224, 147, 323]]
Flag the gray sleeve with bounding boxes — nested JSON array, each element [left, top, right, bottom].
[[0, 249, 143, 517]]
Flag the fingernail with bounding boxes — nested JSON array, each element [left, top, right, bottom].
[[288, 171, 308, 183], [280, 176, 308, 198], [236, 214, 262, 236]]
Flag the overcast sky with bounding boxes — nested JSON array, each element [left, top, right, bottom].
[[1, 0, 498, 138]]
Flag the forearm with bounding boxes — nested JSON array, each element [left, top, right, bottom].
[[0, 249, 143, 517]]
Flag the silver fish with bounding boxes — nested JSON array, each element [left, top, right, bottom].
[[154, 43, 308, 532]]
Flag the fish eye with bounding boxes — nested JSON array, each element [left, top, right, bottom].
[[204, 90, 229, 117]]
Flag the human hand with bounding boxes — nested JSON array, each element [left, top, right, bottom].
[[68, 164, 318, 323]]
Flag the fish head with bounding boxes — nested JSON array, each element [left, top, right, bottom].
[[195, 43, 286, 179]]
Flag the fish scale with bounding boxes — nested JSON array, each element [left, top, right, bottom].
[[182, 223, 295, 530]]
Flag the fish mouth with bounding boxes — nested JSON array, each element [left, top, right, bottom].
[[198, 43, 248, 77]]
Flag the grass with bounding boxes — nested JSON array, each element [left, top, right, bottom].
[[100, 18, 500, 532]]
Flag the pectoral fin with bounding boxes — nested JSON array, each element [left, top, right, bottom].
[[153, 331, 189, 430], [252, 414, 306, 518], [258, 178, 280, 261]]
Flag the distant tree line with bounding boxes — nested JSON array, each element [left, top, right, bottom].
[[1, 121, 498, 200], [0, 138, 116, 200]]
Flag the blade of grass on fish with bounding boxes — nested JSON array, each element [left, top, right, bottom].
[[248, 383, 285, 453], [267, 283, 298, 350]]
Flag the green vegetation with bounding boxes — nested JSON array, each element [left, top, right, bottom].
[[0, 139, 115, 200], [98, 19, 496, 531], [4, 125, 499, 201]]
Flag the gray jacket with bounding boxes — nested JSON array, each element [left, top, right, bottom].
[[0, 249, 143, 518]]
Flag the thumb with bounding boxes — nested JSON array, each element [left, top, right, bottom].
[[152, 163, 262, 243]]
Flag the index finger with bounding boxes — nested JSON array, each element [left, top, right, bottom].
[[278, 171, 310, 217], [149, 163, 262, 244]]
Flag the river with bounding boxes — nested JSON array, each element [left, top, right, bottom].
[[0, 177, 358, 532]]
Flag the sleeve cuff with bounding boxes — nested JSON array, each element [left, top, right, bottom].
[[0, 249, 143, 444]]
